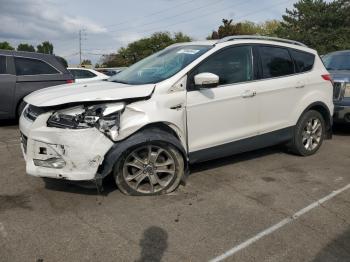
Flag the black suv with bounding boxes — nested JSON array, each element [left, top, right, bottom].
[[323, 50, 350, 123], [0, 50, 73, 119]]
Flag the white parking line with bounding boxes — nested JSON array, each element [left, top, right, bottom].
[[210, 183, 350, 262]]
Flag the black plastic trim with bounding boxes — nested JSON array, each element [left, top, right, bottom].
[[189, 126, 294, 164]]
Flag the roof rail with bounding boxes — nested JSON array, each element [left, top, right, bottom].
[[216, 35, 307, 47]]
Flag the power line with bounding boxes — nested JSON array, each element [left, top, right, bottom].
[[132, 0, 290, 34], [104, 0, 198, 29], [108, 0, 227, 34]]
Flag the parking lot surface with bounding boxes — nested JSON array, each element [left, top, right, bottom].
[[0, 122, 349, 262]]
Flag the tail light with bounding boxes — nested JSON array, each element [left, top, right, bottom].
[[322, 74, 332, 81], [66, 79, 74, 84]]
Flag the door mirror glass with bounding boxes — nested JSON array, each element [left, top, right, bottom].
[[194, 72, 219, 88]]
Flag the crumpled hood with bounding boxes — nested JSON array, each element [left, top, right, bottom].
[[329, 70, 350, 82], [24, 81, 155, 107]]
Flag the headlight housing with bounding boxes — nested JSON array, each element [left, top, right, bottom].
[[47, 103, 125, 140], [344, 83, 350, 98]]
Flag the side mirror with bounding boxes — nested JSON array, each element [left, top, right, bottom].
[[194, 72, 219, 89]]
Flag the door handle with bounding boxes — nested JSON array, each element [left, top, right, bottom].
[[241, 90, 257, 98], [295, 85, 305, 89]]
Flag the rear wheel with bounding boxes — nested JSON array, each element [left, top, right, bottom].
[[289, 110, 325, 156], [114, 142, 184, 196]]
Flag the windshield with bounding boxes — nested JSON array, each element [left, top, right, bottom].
[[323, 52, 350, 71], [108, 45, 212, 85]]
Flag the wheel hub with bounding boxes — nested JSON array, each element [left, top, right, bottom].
[[143, 164, 154, 174]]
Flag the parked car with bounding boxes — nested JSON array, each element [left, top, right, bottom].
[[20, 36, 333, 196], [95, 67, 127, 76], [322, 50, 350, 123], [0, 50, 74, 119], [68, 68, 109, 83]]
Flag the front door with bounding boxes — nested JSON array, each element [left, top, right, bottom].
[[186, 45, 260, 162]]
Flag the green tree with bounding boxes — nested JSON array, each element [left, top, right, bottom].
[[208, 19, 281, 39], [81, 59, 92, 65], [276, 0, 350, 54], [101, 31, 192, 67], [37, 41, 54, 54], [17, 43, 35, 52], [0, 41, 14, 50]]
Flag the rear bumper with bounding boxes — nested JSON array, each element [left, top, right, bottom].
[[334, 103, 350, 123]]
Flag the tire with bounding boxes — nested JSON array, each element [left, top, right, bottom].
[[114, 141, 185, 196], [289, 110, 325, 156]]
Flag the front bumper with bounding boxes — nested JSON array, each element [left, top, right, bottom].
[[334, 101, 350, 123], [19, 111, 114, 181]]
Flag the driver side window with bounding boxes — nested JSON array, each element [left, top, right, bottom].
[[190, 45, 253, 89]]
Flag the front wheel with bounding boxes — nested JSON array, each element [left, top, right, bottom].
[[289, 110, 325, 156], [114, 142, 184, 196]]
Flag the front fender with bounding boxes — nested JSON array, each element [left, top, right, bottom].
[[97, 127, 188, 180]]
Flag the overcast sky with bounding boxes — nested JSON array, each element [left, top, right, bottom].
[[0, 0, 299, 65]]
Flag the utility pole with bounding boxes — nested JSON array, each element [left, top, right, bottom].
[[79, 30, 82, 66], [78, 29, 86, 66]]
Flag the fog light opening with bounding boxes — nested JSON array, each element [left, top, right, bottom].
[[33, 157, 66, 169]]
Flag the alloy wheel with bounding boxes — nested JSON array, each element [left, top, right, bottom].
[[301, 117, 323, 151], [122, 145, 176, 194]]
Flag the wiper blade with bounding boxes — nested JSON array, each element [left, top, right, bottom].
[[111, 79, 128, 84]]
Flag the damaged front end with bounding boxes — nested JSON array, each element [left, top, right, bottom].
[[20, 102, 130, 186]]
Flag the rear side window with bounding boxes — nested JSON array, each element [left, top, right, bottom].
[[0, 56, 6, 74], [69, 69, 96, 79], [15, 57, 59, 76], [260, 46, 294, 78], [290, 49, 315, 73]]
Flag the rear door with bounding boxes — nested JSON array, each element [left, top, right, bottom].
[[256, 45, 306, 133], [14, 56, 71, 108], [0, 55, 16, 118]]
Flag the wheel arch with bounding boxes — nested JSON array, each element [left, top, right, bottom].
[[300, 101, 332, 139], [97, 125, 189, 181]]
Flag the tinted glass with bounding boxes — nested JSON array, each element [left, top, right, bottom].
[[109, 45, 212, 85], [290, 49, 315, 72], [69, 69, 96, 79], [322, 52, 350, 71], [15, 57, 59, 76], [192, 46, 253, 86], [260, 46, 294, 78], [0, 56, 6, 74]]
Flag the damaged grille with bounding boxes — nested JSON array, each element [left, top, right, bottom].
[[333, 82, 344, 101], [24, 105, 48, 121]]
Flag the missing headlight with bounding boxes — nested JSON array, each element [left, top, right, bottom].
[[47, 103, 125, 140]]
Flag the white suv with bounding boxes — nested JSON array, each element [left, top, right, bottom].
[[20, 36, 334, 196]]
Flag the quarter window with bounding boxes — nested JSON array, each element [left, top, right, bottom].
[[260, 46, 294, 78], [69, 69, 97, 79], [290, 49, 315, 73], [192, 46, 253, 86], [0, 56, 6, 74], [15, 57, 59, 76]]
